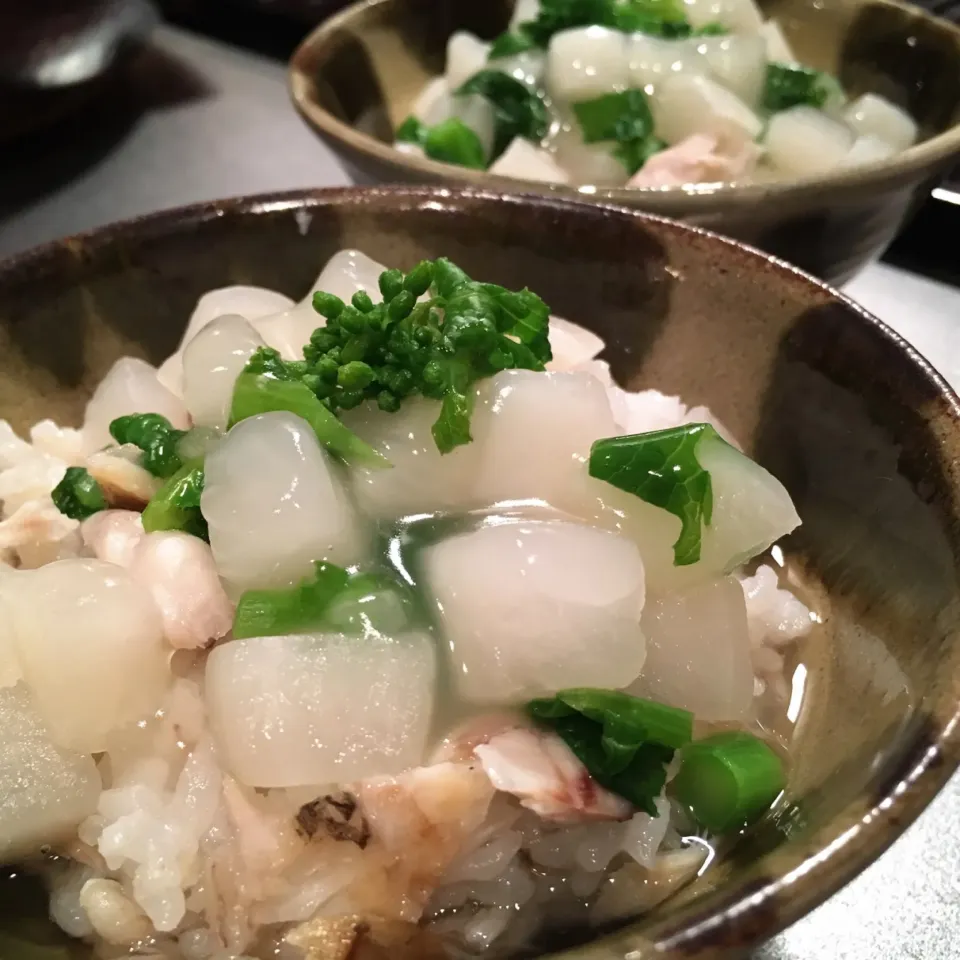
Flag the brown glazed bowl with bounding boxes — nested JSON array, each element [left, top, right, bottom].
[[288, 0, 960, 285], [1, 186, 960, 957]]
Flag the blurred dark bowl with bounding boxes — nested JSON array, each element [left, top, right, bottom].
[[0, 0, 158, 143], [289, 0, 960, 284]]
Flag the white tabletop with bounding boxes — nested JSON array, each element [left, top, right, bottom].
[[1, 24, 959, 959]]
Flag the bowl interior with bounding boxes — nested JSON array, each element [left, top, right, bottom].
[[295, 0, 960, 169], [1, 188, 960, 957]]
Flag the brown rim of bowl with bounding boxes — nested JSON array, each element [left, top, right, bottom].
[[3, 184, 960, 954], [288, 0, 960, 209]]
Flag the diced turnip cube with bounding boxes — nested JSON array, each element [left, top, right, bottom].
[[423, 520, 646, 703], [627, 577, 754, 721], [0, 560, 169, 752], [84, 358, 189, 454], [627, 35, 705, 90], [545, 316, 605, 371], [413, 76, 451, 124], [510, 0, 540, 28], [652, 73, 762, 148], [182, 315, 266, 431], [157, 286, 294, 397], [470, 369, 618, 510], [202, 412, 365, 590], [547, 27, 630, 102], [683, 0, 764, 34], [694, 34, 767, 107], [844, 93, 917, 152], [550, 125, 628, 184], [765, 106, 854, 177], [843, 133, 897, 167], [206, 632, 436, 787], [489, 138, 570, 182], [0, 684, 101, 859], [760, 19, 797, 63], [447, 31, 491, 91], [341, 396, 484, 520]]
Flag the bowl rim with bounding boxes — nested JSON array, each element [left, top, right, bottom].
[[288, 0, 960, 208], [3, 183, 960, 956]]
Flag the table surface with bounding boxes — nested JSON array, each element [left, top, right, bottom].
[[2, 25, 960, 960]]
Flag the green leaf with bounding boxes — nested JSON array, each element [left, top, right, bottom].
[[233, 564, 416, 639], [527, 688, 694, 815], [489, 31, 537, 59], [762, 62, 836, 113], [573, 89, 664, 175], [109, 413, 186, 478], [574, 90, 652, 144], [424, 117, 488, 169], [693, 20, 729, 35], [432, 387, 474, 453], [141, 461, 208, 540], [396, 115, 427, 144], [230, 367, 388, 468], [323, 572, 418, 634], [456, 69, 550, 160], [51, 466, 107, 520], [233, 561, 350, 639], [589, 423, 718, 565]]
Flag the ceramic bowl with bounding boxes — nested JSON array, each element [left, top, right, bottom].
[[288, 0, 960, 284], [1, 186, 959, 958]]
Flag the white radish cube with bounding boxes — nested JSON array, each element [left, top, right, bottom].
[[0, 685, 101, 859], [342, 396, 484, 520], [206, 632, 436, 788], [510, 0, 540, 28], [550, 126, 628, 185], [627, 577, 754, 721], [177, 287, 294, 354], [202, 412, 365, 590], [843, 133, 897, 167], [157, 286, 295, 397], [414, 76, 451, 124], [546, 27, 630, 102], [764, 106, 854, 177], [470, 369, 618, 510], [452, 94, 498, 161], [489, 137, 570, 183], [683, 0, 764, 34], [182, 315, 266, 431], [694, 34, 767, 107], [83, 357, 189, 454], [652, 73, 762, 148], [423, 520, 646, 703], [760, 19, 797, 63], [254, 249, 388, 361], [0, 560, 169, 752], [844, 93, 917, 152], [447, 31, 491, 91], [545, 316, 605, 371], [687, 431, 800, 578], [627, 35, 705, 91]]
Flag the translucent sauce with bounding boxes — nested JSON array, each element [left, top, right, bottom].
[[0, 508, 828, 960]]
